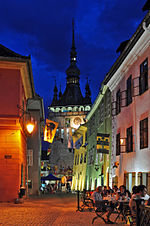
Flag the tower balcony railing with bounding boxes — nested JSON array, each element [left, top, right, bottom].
[[49, 111, 90, 117]]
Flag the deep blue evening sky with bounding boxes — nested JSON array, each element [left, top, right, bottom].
[[0, 0, 147, 115]]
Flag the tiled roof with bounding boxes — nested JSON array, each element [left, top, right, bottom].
[[0, 44, 29, 59]]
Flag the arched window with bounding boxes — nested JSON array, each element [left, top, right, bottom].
[[85, 106, 91, 111], [73, 106, 78, 111], [61, 107, 66, 112], [68, 107, 72, 112], [56, 107, 60, 112], [79, 106, 84, 111]]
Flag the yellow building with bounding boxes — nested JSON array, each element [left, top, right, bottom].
[[72, 124, 87, 191]]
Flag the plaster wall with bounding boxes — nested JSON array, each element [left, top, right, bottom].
[[0, 68, 25, 116], [112, 45, 150, 188], [0, 122, 26, 202]]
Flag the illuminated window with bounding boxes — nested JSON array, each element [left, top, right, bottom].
[[84, 153, 87, 163], [77, 155, 79, 165], [66, 128, 69, 140], [116, 89, 121, 115], [80, 153, 83, 164], [140, 118, 148, 149], [116, 133, 120, 156], [126, 126, 133, 152], [75, 155, 77, 165], [61, 129, 64, 139], [139, 58, 148, 95], [126, 75, 132, 106], [79, 106, 84, 111], [65, 118, 70, 127]]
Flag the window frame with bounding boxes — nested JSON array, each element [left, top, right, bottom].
[[126, 126, 133, 152], [140, 118, 148, 149], [116, 89, 121, 115], [116, 133, 120, 156], [126, 75, 132, 106], [139, 58, 148, 95]]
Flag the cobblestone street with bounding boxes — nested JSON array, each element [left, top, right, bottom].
[[0, 194, 125, 226]]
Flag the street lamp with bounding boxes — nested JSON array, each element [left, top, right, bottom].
[[120, 138, 126, 146], [26, 122, 35, 134], [17, 104, 36, 135]]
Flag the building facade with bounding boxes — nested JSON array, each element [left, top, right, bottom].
[[48, 21, 92, 177], [0, 44, 35, 201], [86, 85, 112, 191], [72, 124, 87, 191], [104, 9, 150, 192], [27, 95, 45, 195]]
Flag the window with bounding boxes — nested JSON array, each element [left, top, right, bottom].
[[77, 155, 79, 165], [99, 100, 104, 124], [116, 89, 121, 114], [61, 129, 64, 139], [140, 118, 148, 149], [80, 153, 83, 164], [105, 90, 111, 117], [85, 132, 87, 142], [126, 75, 132, 105], [65, 118, 70, 127], [84, 153, 87, 163], [75, 155, 77, 165], [28, 180, 32, 189], [116, 133, 120, 156], [139, 58, 148, 95], [126, 126, 133, 152]]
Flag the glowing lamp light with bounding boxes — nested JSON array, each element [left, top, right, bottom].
[[120, 138, 126, 146], [26, 123, 35, 134], [120, 138, 124, 145]]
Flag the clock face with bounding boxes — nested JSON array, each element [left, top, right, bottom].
[[73, 117, 81, 125]]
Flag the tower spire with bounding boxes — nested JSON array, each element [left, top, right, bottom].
[[51, 77, 58, 106], [84, 77, 91, 104], [66, 19, 80, 84], [70, 18, 77, 64]]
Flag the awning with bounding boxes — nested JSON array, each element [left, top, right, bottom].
[[41, 173, 61, 181]]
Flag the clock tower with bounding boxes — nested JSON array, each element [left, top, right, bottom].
[[48, 20, 92, 178]]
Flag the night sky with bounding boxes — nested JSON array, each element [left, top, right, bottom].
[[0, 0, 147, 116]]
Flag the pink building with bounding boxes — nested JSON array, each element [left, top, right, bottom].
[[104, 10, 150, 192]]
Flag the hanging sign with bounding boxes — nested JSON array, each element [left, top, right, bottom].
[[97, 133, 109, 154], [44, 119, 58, 143]]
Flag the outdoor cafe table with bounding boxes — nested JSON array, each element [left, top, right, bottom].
[[92, 199, 130, 224]]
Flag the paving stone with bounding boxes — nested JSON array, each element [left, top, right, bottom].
[[0, 194, 125, 225]]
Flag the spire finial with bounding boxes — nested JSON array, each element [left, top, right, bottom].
[[70, 18, 77, 64]]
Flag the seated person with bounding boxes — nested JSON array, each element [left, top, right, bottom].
[[125, 190, 131, 201], [92, 186, 103, 203], [116, 185, 126, 201], [139, 185, 149, 205], [102, 186, 108, 198], [129, 185, 148, 217]]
